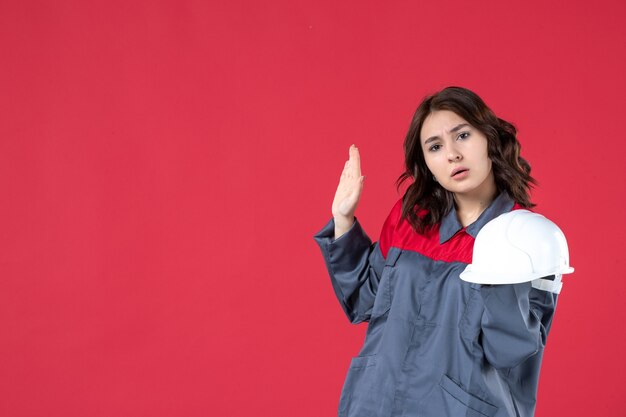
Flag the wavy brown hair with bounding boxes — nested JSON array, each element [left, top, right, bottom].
[[397, 86, 536, 233]]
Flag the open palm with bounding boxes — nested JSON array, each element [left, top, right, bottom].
[[332, 145, 365, 220]]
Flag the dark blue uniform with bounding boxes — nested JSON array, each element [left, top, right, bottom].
[[314, 192, 559, 417]]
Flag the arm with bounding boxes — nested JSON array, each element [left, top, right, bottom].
[[314, 145, 400, 323], [314, 199, 400, 324], [313, 218, 386, 324], [480, 280, 558, 370]]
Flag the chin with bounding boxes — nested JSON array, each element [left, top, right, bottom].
[[444, 183, 479, 195], [448, 184, 479, 194]]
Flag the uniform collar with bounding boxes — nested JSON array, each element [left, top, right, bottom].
[[439, 191, 515, 244]]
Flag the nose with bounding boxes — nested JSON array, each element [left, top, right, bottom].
[[447, 144, 462, 162]]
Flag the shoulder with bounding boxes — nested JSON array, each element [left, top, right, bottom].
[[379, 198, 433, 258], [382, 197, 429, 229], [377, 199, 401, 259]]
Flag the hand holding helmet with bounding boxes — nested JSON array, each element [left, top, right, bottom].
[[460, 210, 574, 293]]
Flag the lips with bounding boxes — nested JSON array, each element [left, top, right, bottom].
[[451, 167, 469, 178]]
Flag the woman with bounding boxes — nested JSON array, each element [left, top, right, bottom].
[[314, 87, 562, 417]]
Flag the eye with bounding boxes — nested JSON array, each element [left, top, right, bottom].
[[457, 132, 470, 140], [428, 144, 442, 152]]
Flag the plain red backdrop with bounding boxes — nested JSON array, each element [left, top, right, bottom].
[[1, 0, 625, 415]]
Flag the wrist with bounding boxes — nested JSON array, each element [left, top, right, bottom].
[[333, 215, 355, 239], [334, 215, 354, 229]]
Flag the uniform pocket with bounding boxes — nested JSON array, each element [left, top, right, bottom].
[[338, 354, 378, 416], [371, 270, 392, 318], [418, 375, 498, 417], [371, 250, 401, 318]]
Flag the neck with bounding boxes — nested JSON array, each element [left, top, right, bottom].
[[454, 177, 498, 227]]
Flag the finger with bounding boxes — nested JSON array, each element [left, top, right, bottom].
[[349, 145, 361, 176], [341, 160, 351, 178]]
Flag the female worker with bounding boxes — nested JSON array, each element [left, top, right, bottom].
[[313, 86, 563, 417]]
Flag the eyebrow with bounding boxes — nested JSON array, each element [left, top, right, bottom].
[[423, 123, 471, 145]]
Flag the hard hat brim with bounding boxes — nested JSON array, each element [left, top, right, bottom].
[[459, 265, 575, 285]]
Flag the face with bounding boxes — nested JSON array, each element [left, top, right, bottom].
[[420, 110, 495, 197]]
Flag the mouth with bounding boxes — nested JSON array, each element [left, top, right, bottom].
[[451, 168, 469, 178]]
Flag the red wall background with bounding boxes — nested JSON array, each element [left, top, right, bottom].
[[2, 0, 625, 415]]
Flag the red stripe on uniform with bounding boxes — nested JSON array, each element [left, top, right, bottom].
[[379, 200, 524, 264]]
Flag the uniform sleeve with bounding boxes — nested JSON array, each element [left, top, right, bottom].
[[479, 280, 558, 370], [312, 200, 402, 324]]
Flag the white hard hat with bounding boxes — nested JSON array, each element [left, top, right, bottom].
[[460, 210, 574, 286]]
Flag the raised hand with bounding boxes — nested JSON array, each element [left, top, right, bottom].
[[332, 145, 365, 238]]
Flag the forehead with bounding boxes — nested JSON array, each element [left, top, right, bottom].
[[420, 110, 469, 141]]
